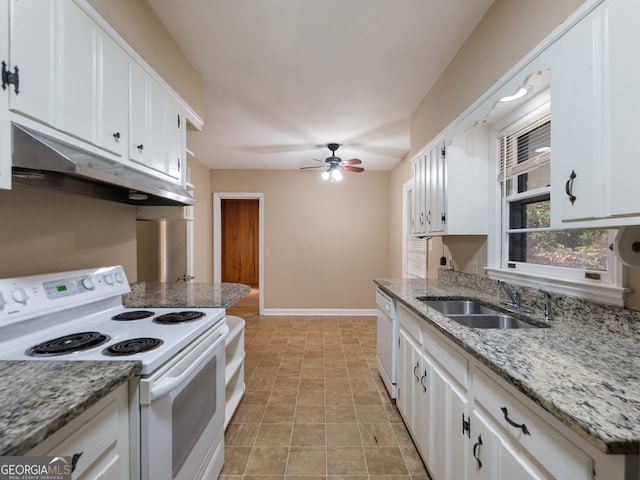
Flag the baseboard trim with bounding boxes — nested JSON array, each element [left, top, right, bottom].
[[262, 308, 377, 317]]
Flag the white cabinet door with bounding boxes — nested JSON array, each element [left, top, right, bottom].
[[57, 0, 96, 142], [8, 0, 55, 124], [550, 2, 606, 224], [432, 364, 469, 480], [165, 95, 183, 180], [443, 127, 489, 234], [551, 0, 640, 226], [0, 0, 9, 189], [605, 0, 640, 219], [98, 33, 128, 156], [415, 349, 433, 464], [469, 410, 542, 480], [149, 77, 167, 174], [396, 329, 414, 422], [412, 153, 427, 235], [129, 61, 150, 166], [426, 144, 445, 234]]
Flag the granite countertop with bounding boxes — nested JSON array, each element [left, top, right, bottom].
[[0, 361, 141, 456], [375, 273, 640, 455], [123, 281, 251, 309]]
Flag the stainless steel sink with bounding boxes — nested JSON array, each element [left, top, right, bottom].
[[419, 299, 500, 315], [417, 297, 544, 329], [446, 314, 539, 329]]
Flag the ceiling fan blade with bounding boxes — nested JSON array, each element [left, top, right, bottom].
[[300, 165, 324, 170], [343, 158, 362, 166], [344, 166, 365, 173]]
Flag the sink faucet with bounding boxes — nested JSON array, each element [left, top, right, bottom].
[[497, 279, 520, 306], [538, 289, 553, 322], [497, 280, 534, 314]]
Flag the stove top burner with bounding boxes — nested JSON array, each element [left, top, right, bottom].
[[112, 310, 155, 321], [103, 337, 164, 356], [28, 331, 111, 356], [153, 311, 206, 324]]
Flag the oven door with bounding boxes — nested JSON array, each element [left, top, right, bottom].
[[139, 323, 229, 480]]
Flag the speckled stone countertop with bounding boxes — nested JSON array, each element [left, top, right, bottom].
[[375, 271, 640, 455], [123, 281, 250, 309], [0, 361, 141, 456]]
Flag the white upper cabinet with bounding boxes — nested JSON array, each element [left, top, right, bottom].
[[57, 0, 96, 142], [130, 66, 185, 180], [412, 125, 489, 236], [8, 0, 55, 125], [97, 32, 129, 157], [0, 0, 191, 191], [551, 0, 640, 227]]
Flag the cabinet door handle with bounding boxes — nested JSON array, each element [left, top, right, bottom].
[[427, 210, 431, 224], [137, 144, 144, 152], [565, 169, 577, 205], [472, 434, 483, 469], [419, 212, 425, 226], [420, 370, 427, 392], [501, 407, 531, 435], [113, 132, 121, 140], [413, 361, 420, 382]]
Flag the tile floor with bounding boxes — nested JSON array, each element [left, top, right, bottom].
[[220, 311, 431, 479]]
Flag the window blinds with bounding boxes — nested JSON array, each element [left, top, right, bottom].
[[498, 110, 551, 180]]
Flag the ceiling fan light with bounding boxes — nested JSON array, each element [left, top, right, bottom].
[[331, 169, 343, 182], [321, 170, 330, 180]]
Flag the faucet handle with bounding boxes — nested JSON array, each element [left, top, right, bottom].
[[538, 289, 552, 321]]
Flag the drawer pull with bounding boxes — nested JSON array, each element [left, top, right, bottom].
[[413, 361, 420, 382], [420, 370, 427, 392], [501, 406, 531, 435], [472, 434, 483, 469]]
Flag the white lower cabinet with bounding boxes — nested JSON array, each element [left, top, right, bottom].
[[26, 383, 130, 480], [395, 303, 607, 480], [397, 306, 470, 480]]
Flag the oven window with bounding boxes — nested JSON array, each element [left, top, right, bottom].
[[172, 356, 217, 477]]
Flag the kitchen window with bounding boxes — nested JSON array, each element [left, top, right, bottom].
[[492, 100, 622, 304]]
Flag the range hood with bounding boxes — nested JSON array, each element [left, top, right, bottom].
[[11, 123, 195, 206]]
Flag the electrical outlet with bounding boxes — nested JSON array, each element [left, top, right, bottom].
[[440, 256, 447, 266], [428, 239, 433, 251], [264, 248, 270, 256], [472, 259, 479, 274]]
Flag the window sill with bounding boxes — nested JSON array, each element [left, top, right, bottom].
[[486, 267, 630, 307]]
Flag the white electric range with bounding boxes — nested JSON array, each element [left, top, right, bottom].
[[0, 265, 228, 480]]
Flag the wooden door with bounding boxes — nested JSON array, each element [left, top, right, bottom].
[[221, 199, 259, 285]]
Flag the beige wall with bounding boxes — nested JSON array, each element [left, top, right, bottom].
[[211, 170, 390, 310], [87, 0, 204, 119], [0, 185, 137, 278], [390, 0, 585, 281], [189, 157, 214, 282]]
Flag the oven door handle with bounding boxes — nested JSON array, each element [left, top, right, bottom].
[[148, 329, 226, 402]]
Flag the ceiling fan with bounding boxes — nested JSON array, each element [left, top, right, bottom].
[[300, 143, 364, 182]]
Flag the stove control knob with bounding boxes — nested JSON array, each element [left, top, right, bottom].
[[104, 274, 115, 285], [114, 272, 125, 283], [12, 287, 29, 305], [81, 277, 95, 290]]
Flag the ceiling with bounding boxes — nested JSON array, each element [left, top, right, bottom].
[[145, 0, 495, 172]]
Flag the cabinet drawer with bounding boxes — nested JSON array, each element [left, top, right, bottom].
[[474, 367, 592, 480], [28, 385, 129, 479], [397, 305, 423, 344], [423, 324, 468, 389]]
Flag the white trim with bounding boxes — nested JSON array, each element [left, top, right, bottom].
[[486, 268, 627, 306], [402, 180, 412, 278], [213, 192, 265, 315], [263, 309, 377, 317]]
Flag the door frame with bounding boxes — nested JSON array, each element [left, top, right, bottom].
[[213, 192, 264, 314]]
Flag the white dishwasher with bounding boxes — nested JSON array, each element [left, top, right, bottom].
[[375, 288, 397, 398]]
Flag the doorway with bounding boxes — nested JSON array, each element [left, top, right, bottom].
[[213, 192, 264, 314], [221, 199, 259, 285]]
